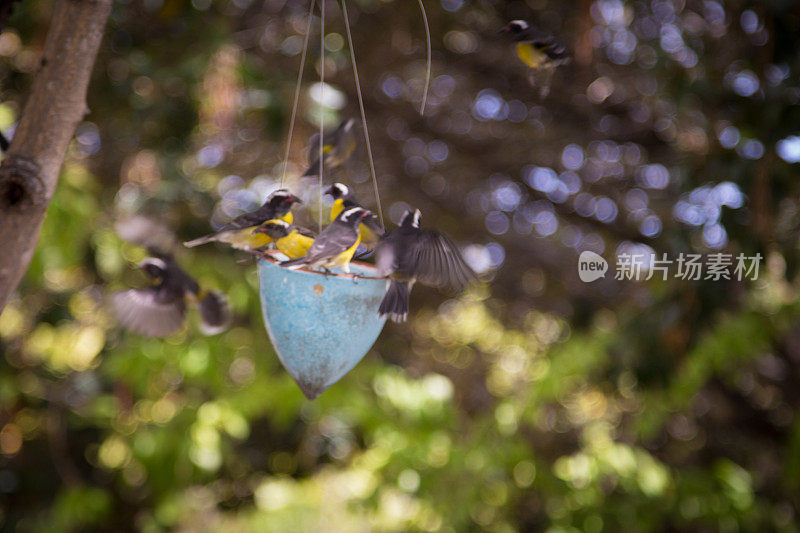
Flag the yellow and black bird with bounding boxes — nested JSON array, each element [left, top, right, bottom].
[[376, 208, 477, 322], [501, 19, 571, 97], [280, 207, 372, 274], [252, 219, 316, 260], [325, 182, 384, 250], [184, 189, 302, 251], [111, 253, 231, 337], [303, 119, 358, 177]]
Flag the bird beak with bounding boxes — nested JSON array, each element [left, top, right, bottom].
[[499, 26, 510, 34], [292, 195, 303, 205], [323, 186, 334, 196], [252, 227, 265, 235]]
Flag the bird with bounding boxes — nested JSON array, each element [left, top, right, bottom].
[[111, 253, 231, 337], [303, 118, 358, 177], [251, 219, 316, 260], [375, 208, 477, 322], [501, 19, 571, 97], [324, 182, 384, 250], [184, 189, 302, 251], [280, 207, 372, 274]]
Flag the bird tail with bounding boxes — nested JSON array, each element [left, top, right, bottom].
[[379, 280, 410, 323], [197, 291, 232, 335], [184, 234, 216, 248]]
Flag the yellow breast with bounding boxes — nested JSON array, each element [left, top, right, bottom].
[[358, 222, 380, 250], [330, 198, 345, 223], [221, 227, 272, 250], [325, 235, 361, 270], [516, 42, 546, 68], [275, 231, 314, 259]]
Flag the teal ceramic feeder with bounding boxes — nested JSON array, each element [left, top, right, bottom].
[[257, 251, 387, 399]]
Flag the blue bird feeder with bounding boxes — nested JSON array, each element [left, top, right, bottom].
[[256, 251, 387, 399]]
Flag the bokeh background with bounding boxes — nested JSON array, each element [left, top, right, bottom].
[[1, 0, 800, 530]]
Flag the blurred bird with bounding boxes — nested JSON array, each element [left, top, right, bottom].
[[303, 119, 358, 177], [280, 207, 372, 273], [114, 215, 177, 251], [184, 189, 302, 251], [324, 182, 384, 250], [252, 219, 316, 260], [376, 208, 477, 322], [111, 253, 231, 337], [501, 19, 571, 97]]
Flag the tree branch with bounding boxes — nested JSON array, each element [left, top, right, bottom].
[[0, 0, 112, 312]]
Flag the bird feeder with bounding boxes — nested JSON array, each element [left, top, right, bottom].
[[257, 251, 387, 399]]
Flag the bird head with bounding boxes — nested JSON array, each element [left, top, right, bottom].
[[324, 182, 350, 200], [267, 190, 302, 211], [399, 208, 422, 229], [340, 206, 371, 225], [252, 219, 290, 239], [501, 20, 529, 35], [137, 257, 168, 279]]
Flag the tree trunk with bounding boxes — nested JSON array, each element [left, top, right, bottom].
[[0, 0, 111, 313]]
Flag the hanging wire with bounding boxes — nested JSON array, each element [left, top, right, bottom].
[[416, 0, 431, 116], [340, 0, 384, 230], [318, 0, 325, 233], [280, 0, 317, 189]]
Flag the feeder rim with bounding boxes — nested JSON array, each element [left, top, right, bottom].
[[256, 250, 388, 280]]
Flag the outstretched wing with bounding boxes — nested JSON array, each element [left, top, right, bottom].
[[111, 288, 186, 338], [413, 231, 477, 290]]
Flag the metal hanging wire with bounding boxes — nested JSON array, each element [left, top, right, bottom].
[[318, 0, 325, 234], [416, 0, 431, 116], [341, 0, 384, 229], [281, 0, 430, 231], [280, 0, 316, 189]]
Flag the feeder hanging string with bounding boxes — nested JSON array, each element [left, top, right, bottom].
[[341, 0, 384, 230], [280, 0, 317, 188]]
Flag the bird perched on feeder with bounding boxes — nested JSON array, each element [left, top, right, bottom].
[[375, 208, 477, 322], [280, 207, 372, 274], [111, 253, 231, 337], [252, 219, 316, 260], [184, 189, 302, 251], [501, 19, 571, 97], [324, 183, 384, 250], [303, 118, 358, 177]]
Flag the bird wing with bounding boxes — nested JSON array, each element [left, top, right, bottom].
[[362, 213, 384, 236], [375, 237, 398, 277], [219, 205, 275, 232], [413, 231, 477, 290], [111, 288, 186, 338], [294, 225, 317, 239], [303, 224, 359, 263], [307, 132, 321, 163]]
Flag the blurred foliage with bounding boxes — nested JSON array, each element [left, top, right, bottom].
[[2, 0, 800, 531]]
